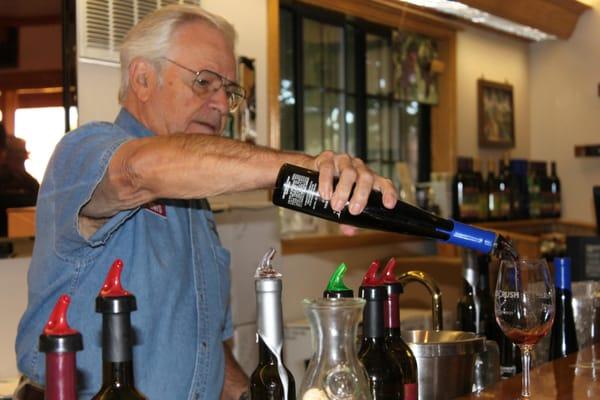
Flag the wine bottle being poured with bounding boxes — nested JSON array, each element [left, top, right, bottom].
[[272, 164, 518, 260]]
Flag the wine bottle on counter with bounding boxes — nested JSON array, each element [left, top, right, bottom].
[[380, 258, 418, 400], [358, 270, 404, 399], [272, 163, 518, 260], [92, 259, 147, 400], [323, 262, 354, 299], [250, 248, 296, 400], [39, 294, 83, 400], [499, 334, 522, 378], [456, 250, 479, 333], [549, 257, 578, 360]]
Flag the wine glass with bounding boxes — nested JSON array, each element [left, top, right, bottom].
[[494, 258, 555, 398]]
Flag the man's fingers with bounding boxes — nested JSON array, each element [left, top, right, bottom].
[[373, 176, 398, 209], [330, 154, 354, 212], [314, 151, 335, 201]]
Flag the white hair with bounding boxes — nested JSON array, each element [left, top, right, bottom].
[[118, 4, 236, 103]]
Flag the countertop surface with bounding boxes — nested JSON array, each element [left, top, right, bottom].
[[456, 344, 600, 399]]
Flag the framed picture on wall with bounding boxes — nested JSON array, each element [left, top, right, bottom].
[[478, 79, 515, 148]]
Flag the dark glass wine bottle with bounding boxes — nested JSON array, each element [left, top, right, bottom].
[[272, 163, 517, 259], [358, 280, 404, 399], [476, 254, 502, 344], [496, 159, 511, 221], [549, 161, 562, 218], [473, 158, 488, 221], [549, 257, 578, 360], [453, 157, 478, 222], [380, 258, 418, 400], [39, 294, 83, 400], [92, 259, 147, 400], [499, 333, 522, 378], [456, 250, 479, 334], [250, 248, 296, 400]]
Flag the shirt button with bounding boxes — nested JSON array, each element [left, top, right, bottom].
[[202, 341, 207, 348]]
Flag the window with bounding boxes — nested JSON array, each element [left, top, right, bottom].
[[14, 106, 78, 182], [280, 4, 431, 185]]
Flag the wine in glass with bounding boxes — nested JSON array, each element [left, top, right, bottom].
[[494, 258, 555, 398]]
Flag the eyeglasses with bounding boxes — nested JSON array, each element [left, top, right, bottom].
[[162, 57, 246, 112]]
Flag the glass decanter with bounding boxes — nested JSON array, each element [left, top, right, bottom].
[[299, 298, 371, 400]]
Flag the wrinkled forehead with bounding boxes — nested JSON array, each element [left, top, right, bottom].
[[168, 20, 237, 77]]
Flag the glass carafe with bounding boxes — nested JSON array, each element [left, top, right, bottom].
[[299, 298, 371, 400]]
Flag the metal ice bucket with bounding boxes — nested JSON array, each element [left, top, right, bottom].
[[572, 280, 600, 348], [402, 330, 486, 400]]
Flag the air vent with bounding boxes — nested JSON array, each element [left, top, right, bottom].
[[78, 0, 200, 64]]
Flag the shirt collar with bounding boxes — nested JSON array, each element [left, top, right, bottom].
[[114, 108, 156, 138]]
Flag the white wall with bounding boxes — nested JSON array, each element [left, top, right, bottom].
[[529, 0, 600, 223], [455, 26, 530, 162]]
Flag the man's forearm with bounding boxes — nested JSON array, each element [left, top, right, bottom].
[[221, 341, 249, 400], [82, 133, 312, 219]]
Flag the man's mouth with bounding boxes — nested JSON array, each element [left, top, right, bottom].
[[190, 120, 218, 134]]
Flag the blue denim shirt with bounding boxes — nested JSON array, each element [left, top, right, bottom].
[[15, 109, 232, 399]]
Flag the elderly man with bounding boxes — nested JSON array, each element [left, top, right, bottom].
[[15, 4, 397, 400]]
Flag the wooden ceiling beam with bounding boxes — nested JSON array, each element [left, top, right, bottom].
[[459, 0, 590, 39]]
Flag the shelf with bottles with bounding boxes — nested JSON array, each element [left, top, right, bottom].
[[574, 144, 600, 157]]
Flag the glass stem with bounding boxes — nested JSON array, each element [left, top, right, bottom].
[[520, 344, 532, 398]]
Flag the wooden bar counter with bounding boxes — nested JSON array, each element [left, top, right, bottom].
[[456, 344, 600, 399]]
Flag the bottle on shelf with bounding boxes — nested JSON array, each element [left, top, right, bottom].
[[496, 158, 512, 221], [539, 162, 555, 218], [358, 266, 404, 399], [549, 257, 578, 360], [549, 161, 562, 218], [508, 158, 529, 219], [473, 158, 488, 221], [323, 262, 354, 299], [39, 294, 84, 400], [452, 157, 480, 223], [92, 259, 147, 400], [527, 162, 546, 219], [486, 160, 498, 221], [381, 258, 418, 400], [250, 248, 296, 400], [272, 163, 518, 260]]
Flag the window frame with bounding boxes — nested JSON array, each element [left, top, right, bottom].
[[268, 0, 457, 173]]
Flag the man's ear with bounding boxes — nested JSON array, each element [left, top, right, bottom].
[[128, 58, 158, 102]]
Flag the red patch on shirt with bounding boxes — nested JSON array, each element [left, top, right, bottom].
[[143, 202, 167, 218]]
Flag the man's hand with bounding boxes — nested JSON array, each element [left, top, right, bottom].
[[306, 151, 398, 215], [221, 341, 249, 400]]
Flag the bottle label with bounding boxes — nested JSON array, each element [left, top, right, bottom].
[[404, 383, 418, 400]]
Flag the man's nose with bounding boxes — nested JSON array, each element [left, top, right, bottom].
[[209, 86, 230, 115]]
